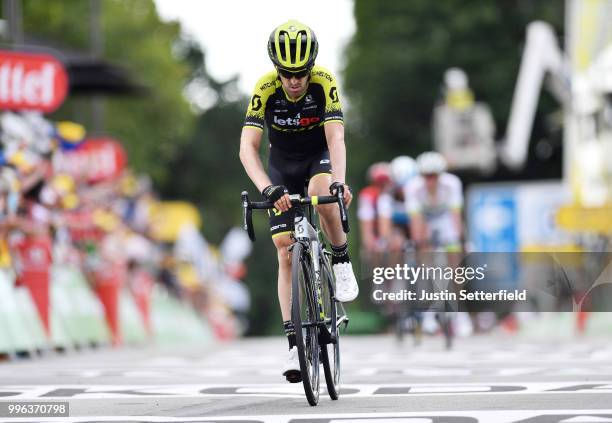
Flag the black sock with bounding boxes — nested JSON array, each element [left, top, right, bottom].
[[331, 242, 350, 265], [283, 320, 296, 350]]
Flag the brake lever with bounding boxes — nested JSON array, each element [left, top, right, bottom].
[[335, 186, 350, 233], [241, 191, 256, 242]]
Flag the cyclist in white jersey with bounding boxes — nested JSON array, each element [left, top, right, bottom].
[[405, 152, 472, 337], [405, 152, 463, 251]]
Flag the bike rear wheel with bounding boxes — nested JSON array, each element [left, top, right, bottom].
[[291, 242, 320, 406], [395, 309, 407, 344], [319, 253, 340, 400]]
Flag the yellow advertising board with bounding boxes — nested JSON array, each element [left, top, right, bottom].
[[556, 203, 612, 233], [148, 201, 202, 242]]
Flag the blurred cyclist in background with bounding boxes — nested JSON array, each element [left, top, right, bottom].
[[377, 156, 418, 253], [377, 156, 421, 341], [407, 152, 463, 251], [358, 162, 391, 255], [405, 151, 472, 337]]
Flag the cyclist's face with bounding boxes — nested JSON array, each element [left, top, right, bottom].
[[423, 174, 439, 192], [278, 72, 309, 99]]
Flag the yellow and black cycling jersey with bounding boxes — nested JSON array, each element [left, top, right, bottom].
[[244, 65, 343, 158]]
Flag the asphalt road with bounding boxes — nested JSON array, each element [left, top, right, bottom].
[[1, 330, 612, 422]]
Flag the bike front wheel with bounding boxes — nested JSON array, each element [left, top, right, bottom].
[[291, 242, 320, 406], [319, 253, 340, 400]]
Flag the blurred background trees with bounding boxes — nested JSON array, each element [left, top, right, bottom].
[[343, 0, 564, 187]]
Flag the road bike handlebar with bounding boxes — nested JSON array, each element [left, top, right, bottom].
[[241, 189, 350, 242]]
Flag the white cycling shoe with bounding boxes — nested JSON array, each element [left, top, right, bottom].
[[333, 262, 359, 302], [282, 346, 301, 383]]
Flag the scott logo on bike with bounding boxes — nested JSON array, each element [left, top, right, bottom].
[[274, 113, 320, 127]]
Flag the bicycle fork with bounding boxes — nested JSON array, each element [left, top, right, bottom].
[[311, 239, 334, 346]]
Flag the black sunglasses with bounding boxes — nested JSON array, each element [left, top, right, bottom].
[[277, 67, 311, 79]]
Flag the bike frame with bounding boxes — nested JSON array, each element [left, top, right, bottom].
[[293, 207, 347, 343]]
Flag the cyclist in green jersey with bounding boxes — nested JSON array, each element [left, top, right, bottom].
[[239, 20, 358, 383]]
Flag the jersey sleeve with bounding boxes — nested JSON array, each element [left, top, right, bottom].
[[376, 192, 393, 218], [310, 66, 343, 125], [243, 71, 277, 131], [357, 187, 378, 221], [404, 179, 422, 216], [357, 197, 375, 221], [445, 173, 464, 210]]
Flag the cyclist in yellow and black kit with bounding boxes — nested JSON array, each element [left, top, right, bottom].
[[239, 20, 358, 383]]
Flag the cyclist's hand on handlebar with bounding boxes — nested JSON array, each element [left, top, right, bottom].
[[262, 184, 291, 212], [329, 182, 353, 208]]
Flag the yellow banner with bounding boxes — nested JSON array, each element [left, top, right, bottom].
[[149, 201, 202, 242], [556, 203, 612, 233]]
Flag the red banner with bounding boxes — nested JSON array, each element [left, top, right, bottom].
[[0, 50, 69, 113], [53, 138, 127, 183]]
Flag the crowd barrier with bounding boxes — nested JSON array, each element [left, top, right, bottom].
[[0, 270, 47, 356], [0, 265, 214, 359]]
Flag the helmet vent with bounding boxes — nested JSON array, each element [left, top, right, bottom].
[[297, 30, 308, 62], [278, 31, 288, 62]]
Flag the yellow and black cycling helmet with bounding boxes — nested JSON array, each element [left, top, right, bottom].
[[268, 20, 318, 71]]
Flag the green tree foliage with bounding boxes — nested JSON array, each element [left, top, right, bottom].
[[102, 0, 194, 184], [19, 0, 194, 184], [158, 38, 245, 241], [343, 0, 563, 183]]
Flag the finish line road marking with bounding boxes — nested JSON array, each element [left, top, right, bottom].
[[31, 365, 612, 379], [1, 382, 612, 399]]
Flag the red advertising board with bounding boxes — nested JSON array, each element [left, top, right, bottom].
[[0, 50, 69, 113], [53, 138, 127, 183]]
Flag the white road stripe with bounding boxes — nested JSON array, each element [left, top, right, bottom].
[[1, 382, 612, 399], [3, 409, 612, 423]]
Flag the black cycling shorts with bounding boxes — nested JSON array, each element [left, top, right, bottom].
[[267, 148, 332, 238]]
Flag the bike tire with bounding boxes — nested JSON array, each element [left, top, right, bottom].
[[319, 253, 340, 400], [413, 314, 423, 347], [439, 311, 453, 350], [291, 242, 320, 406], [395, 309, 407, 344]]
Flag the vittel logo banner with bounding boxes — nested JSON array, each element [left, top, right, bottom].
[[0, 50, 69, 113]]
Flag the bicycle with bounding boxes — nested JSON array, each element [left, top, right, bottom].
[[430, 232, 456, 350], [394, 241, 423, 346], [241, 188, 350, 406]]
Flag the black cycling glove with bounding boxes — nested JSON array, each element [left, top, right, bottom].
[[262, 184, 289, 203], [329, 182, 350, 195]]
